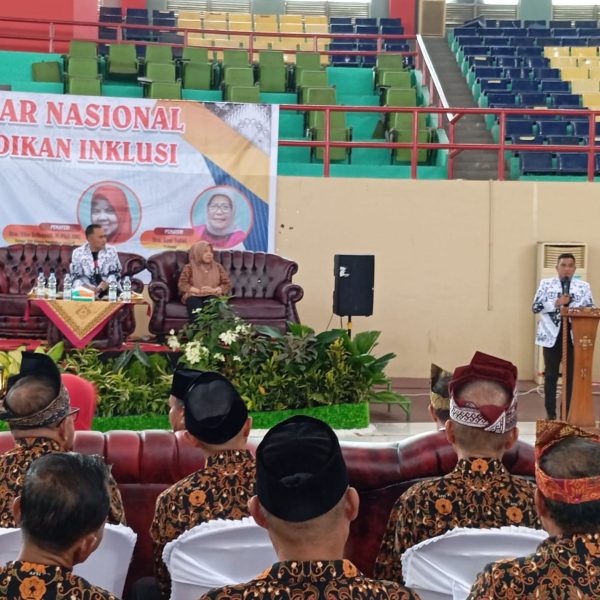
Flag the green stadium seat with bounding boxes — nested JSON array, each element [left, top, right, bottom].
[[297, 69, 329, 102], [31, 61, 62, 83], [66, 58, 99, 79], [305, 87, 337, 130], [183, 62, 212, 89], [68, 40, 98, 60], [148, 81, 182, 99], [259, 51, 286, 92], [309, 111, 352, 163], [374, 54, 406, 87], [146, 62, 176, 82], [227, 85, 260, 103], [182, 47, 210, 63], [385, 88, 417, 107], [223, 49, 250, 70], [67, 77, 102, 96], [144, 45, 174, 66], [106, 43, 139, 78]]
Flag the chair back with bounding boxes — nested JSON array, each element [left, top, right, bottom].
[[402, 526, 548, 600], [0, 528, 21, 564], [73, 524, 137, 597], [164, 517, 277, 600], [62, 373, 97, 430]]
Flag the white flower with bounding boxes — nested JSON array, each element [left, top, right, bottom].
[[167, 337, 180, 351], [235, 323, 251, 335], [232, 355, 242, 362], [213, 353, 225, 362], [219, 330, 239, 345], [169, 329, 175, 335], [184, 341, 209, 365]]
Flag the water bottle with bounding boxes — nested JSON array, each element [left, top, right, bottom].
[[62, 273, 72, 301], [108, 280, 118, 303], [47, 270, 57, 300], [122, 276, 132, 303], [35, 269, 46, 298]]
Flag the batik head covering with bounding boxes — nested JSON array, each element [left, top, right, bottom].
[[184, 371, 248, 444], [256, 415, 349, 522], [535, 420, 600, 504], [448, 351, 518, 434], [430, 363, 452, 410], [0, 352, 71, 428]]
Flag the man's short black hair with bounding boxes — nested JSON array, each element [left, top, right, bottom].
[[540, 437, 600, 534], [557, 253, 576, 264], [20, 452, 110, 552], [85, 223, 102, 238]]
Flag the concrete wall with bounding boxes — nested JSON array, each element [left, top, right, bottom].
[[275, 177, 600, 379]]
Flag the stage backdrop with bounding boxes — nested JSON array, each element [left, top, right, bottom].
[[0, 92, 278, 255]]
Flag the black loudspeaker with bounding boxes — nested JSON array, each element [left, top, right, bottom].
[[333, 255, 374, 317]]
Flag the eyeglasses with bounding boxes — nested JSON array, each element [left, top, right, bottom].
[[208, 203, 232, 213], [67, 407, 80, 423]]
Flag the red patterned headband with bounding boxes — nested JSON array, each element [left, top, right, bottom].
[[535, 420, 600, 504]]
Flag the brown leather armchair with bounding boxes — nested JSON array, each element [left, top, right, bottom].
[[147, 250, 304, 336], [0, 244, 146, 340]]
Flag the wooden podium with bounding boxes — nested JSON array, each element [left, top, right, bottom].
[[561, 307, 600, 426]]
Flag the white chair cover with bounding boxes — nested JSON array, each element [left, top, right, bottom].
[[0, 528, 22, 564], [402, 526, 548, 600], [164, 517, 278, 600], [73, 523, 137, 597]]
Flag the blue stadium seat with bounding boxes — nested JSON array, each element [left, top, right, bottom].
[[381, 25, 405, 36], [100, 7, 121, 16], [528, 28, 551, 37], [384, 42, 410, 52], [575, 21, 597, 29], [483, 36, 506, 46], [356, 25, 379, 35], [480, 78, 510, 92], [490, 46, 516, 56], [380, 18, 402, 27], [455, 35, 483, 46], [550, 20, 573, 28], [505, 118, 535, 136], [499, 20, 521, 27], [520, 152, 555, 174], [504, 28, 527, 37], [462, 45, 489, 56], [496, 57, 522, 68], [357, 41, 376, 66], [535, 37, 559, 47], [545, 135, 582, 146], [518, 47, 543, 57], [512, 37, 536, 46], [330, 24, 354, 34], [126, 8, 147, 18], [520, 92, 547, 106], [557, 152, 590, 174], [581, 28, 600, 36], [571, 120, 600, 137], [525, 56, 549, 68], [537, 120, 570, 136], [503, 67, 531, 79], [524, 20, 547, 28], [551, 93, 581, 108], [509, 134, 542, 146], [553, 28, 577, 37], [540, 80, 569, 92], [567, 38, 587, 46], [533, 67, 560, 79], [153, 17, 175, 28], [356, 18, 377, 26], [511, 79, 538, 92], [330, 17, 352, 24], [99, 13, 121, 23]]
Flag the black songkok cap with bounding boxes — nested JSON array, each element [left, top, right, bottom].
[[183, 372, 248, 444], [7, 351, 61, 395], [256, 415, 349, 522], [170, 368, 203, 401]]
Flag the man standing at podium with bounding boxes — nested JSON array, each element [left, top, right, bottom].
[[532, 253, 594, 419]]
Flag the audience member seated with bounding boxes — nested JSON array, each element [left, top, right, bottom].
[[150, 372, 255, 598], [200, 415, 420, 600], [178, 241, 231, 321], [167, 368, 202, 432], [62, 373, 97, 431], [70, 224, 122, 298], [375, 351, 540, 583], [0, 352, 125, 527], [429, 363, 452, 429], [0, 452, 118, 599], [469, 421, 600, 599]]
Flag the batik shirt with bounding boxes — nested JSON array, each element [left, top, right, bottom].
[[0, 437, 125, 527], [374, 458, 540, 583], [150, 449, 256, 597], [532, 277, 594, 347], [199, 559, 421, 600], [70, 242, 121, 289], [468, 533, 600, 599], [0, 560, 117, 599]]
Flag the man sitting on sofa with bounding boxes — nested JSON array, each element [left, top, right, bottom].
[[150, 372, 255, 598], [0, 352, 125, 528], [70, 224, 121, 298], [375, 351, 540, 583], [0, 452, 118, 599], [469, 421, 600, 598], [200, 415, 420, 600]]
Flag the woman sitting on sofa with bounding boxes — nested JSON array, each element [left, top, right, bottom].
[[178, 241, 231, 321]]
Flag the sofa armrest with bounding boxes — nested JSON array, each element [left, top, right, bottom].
[[274, 281, 304, 305], [121, 254, 146, 277], [148, 280, 172, 304], [0, 262, 7, 294], [130, 278, 144, 294]]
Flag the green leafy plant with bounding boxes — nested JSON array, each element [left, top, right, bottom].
[[61, 345, 172, 417], [169, 297, 404, 413]]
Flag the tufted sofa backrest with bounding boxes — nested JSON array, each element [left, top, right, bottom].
[[146, 250, 299, 300], [0, 430, 535, 591], [0, 244, 146, 295]]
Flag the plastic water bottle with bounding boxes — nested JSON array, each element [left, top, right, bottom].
[[62, 273, 72, 301], [108, 280, 118, 303], [35, 269, 46, 298], [122, 276, 132, 303], [47, 270, 57, 300]]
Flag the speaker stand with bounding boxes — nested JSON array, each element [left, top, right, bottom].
[[347, 315, 352, 339]]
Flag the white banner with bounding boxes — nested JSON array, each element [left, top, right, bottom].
[[0, 92, 278, 255]]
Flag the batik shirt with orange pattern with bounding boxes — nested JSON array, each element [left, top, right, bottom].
[[199, 559, 421, 600], [374, 457, 540, 583], [0, 561, 117, 599], [468, 533, 600, 599], [150, 449, 256, 598], [0, 438, 125, 528]]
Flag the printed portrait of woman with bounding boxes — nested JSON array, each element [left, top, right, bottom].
[[78, 182, 141, 245], [191, 186, 254, 250]]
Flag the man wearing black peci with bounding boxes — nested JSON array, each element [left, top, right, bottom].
[[532, 252, 594, 419]]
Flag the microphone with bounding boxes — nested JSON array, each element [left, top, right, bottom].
[[561, 276, 571, 297]]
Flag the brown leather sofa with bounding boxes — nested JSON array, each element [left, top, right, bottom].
[[0, 244, 146, 341], [0, 429, 535, 597], [146, 250, 304, 335]]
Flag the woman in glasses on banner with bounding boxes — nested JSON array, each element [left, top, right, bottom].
[[194, 192, 247, 250], [178, 241, 231, 321]]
